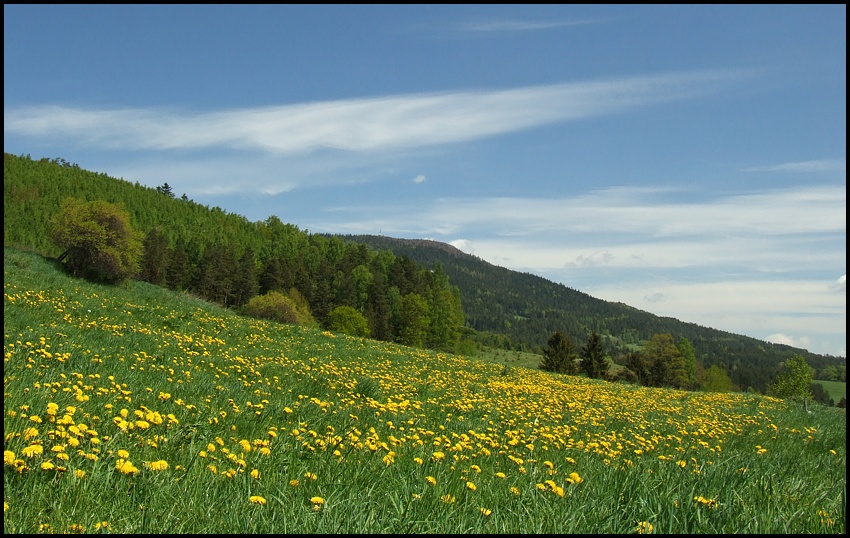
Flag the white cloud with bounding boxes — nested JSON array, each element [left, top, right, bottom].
[[449, 239, 474, 255], [830, 274, 846, 291], [412, 174, 426, 184], [463, 19, 600, 33], [4, 70, 747, 155], [415, 184, 844, 247], [567, 250, 615, 269], [765, 333, 811, 349], [741, 159, 846, 173]]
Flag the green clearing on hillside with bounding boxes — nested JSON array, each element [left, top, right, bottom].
[[815, 380, 847, 403]]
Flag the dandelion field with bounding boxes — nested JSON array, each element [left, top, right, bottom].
[[4, 248, 846, 534]]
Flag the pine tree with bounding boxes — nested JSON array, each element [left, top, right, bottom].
[[581, 331, 608, 379], [540, 330, 577, 375]]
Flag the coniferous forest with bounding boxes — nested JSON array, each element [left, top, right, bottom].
[[4, 153, 846, 397]]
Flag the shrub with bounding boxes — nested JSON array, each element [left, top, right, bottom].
[[242, 291, 301, 324], [326, 305, 370, 338]]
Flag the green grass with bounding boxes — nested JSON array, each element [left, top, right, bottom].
[[4, 247, 846, 534], [473, 347, 542, 370], [815, 380, 846, 404]]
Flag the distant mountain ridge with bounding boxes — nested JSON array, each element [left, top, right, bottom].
[[336, 233, 843, 392]]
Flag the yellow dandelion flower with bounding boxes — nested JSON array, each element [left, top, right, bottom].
[[310, 496, 325, 505], [75, 469, 86, 479], [4, 450, 15, 465], [21, 445, 43, 458], [23, 427, 39, 440], [117, 449, 130, 459], [116, 459, 139, 475], [146, 460, 169, 471], [510, 487, 520, 495], [426, 476, 437, 486], [249, 495, 267, 505], [289, 479, 300, 487], [432, 451, 445, 461], [250, 468, 260, 479], [568, 471, 583, 484], [480, 508, 492, 517], [635, 521, 654, 534], [466, 481, 477, 491], [440, 494, 456, 504], [304, 472, 317, 480], [40, 461, 56, 471], [694, 496, 718, 509]]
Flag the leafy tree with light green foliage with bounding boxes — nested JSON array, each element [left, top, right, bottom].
[[677, 337, 698, 389], [769, 354, 814, 410], [698, 364, 736, 393], [644, 333, 689, 388], [327, 305, 370, 338], [50, 197, 142, 285]]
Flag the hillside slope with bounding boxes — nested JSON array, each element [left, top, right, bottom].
[[336, 234, 842, 392]]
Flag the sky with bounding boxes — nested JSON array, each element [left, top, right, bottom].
[[4, 5, 846, 358]]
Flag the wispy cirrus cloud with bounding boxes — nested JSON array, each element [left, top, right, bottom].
[[311, 183, 845, 272], [740, 158, 846, 173], [351, 184, 845, 239], [4, 69, 747, 156], [462, 19, 602, 33]]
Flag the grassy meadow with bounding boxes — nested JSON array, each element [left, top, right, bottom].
[[815, 380, 846, 405], [3, 247, 846, 534]]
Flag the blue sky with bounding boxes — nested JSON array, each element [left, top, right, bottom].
[[4, 5, 846, 358]]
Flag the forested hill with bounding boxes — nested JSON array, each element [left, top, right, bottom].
[[3, 152, 843, 394], [335, 234, 843, 392]]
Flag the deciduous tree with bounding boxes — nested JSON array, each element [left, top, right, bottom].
[[327, 305, 370, 338], [50, 197, 142, 284], [769, 354, 813, 410]]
